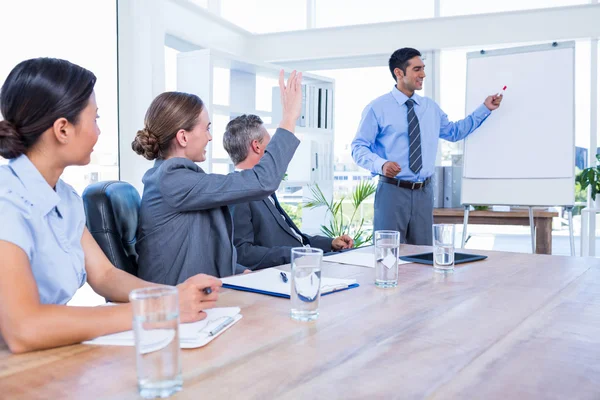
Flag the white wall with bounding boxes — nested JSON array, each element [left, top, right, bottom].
[[251, 4, 600, 64], [118, 0, 600, 194]]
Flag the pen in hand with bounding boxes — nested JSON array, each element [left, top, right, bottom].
[[280, 271, 288, 283], [496, 85, 507, 97], [203, 287, 212, 295]]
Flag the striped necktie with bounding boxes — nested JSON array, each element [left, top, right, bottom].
[[406, 99, 422, 174]]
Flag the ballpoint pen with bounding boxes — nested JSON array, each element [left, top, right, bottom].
[[280, 271, 288, 283], [208, 316, 235, 336], [203, 287, 212, 295]]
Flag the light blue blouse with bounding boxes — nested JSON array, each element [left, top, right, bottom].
[[0, 155, 87, 304], [352, 87, 491, 181]]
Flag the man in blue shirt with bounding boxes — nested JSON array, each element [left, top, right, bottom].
[[351, 48, 503, 245]]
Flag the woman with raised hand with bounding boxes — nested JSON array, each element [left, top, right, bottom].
[[132, 70, 303, 285], [0, 58, 221, 354]]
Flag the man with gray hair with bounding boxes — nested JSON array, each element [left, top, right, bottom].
[[225, 114, 353, 270]]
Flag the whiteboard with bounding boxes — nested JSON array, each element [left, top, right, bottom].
[[461, 42, 575, 206]]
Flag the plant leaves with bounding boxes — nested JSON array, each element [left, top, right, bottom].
[[302, 180, 376, 247]]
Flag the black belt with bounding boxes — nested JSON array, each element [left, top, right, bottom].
[[380, 176, 430, 190]]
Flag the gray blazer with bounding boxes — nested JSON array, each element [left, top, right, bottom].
[[230, 198, 333, 270], [135, 128, 299, 285]]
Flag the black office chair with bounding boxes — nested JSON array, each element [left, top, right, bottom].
[[82, 181, 141, 277]]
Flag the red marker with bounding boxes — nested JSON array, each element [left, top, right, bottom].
[[496, 85, 507, 97]]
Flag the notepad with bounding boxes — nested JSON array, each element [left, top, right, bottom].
[[83, 307, 242, 353], [323, 251, 412, 268], [221, 268, 359, 298]]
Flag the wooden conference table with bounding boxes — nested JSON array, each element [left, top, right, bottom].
[[1, 246, 599, 399], [434, 208, 559, 255]]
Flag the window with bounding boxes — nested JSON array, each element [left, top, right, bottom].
[[0, 0, 118, 195], [211, 113, 232, 159], [213, 68, 231, 106], [440, 0, 587, 17], [439, 48, 469, 165], [211, 163, 233, 174], [164, 46, 179, 92], [220, 0, 306, 33], [316, 0, 434, 28]]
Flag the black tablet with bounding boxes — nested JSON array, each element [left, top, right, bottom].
[[399, 252, 488, 265]]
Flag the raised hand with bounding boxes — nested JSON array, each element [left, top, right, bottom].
[[278, 69, 303, 133]]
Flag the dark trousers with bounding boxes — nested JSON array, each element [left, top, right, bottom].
[[373, 179, 434, 245]]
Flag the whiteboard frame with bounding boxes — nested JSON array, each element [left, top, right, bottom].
[[461, 41, 576, 207]]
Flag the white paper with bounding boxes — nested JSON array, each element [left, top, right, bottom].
[[323, 252, 376, 268], [83, 307, 242, 352], [323, 251, 412, 268], [221, 268, 357, 296], [381, 253, 396, 269]]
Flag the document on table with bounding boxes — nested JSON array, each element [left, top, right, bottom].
[[323, 251, 411, 268], [83, 307, 242, 353], [222, 268, 358, 298]]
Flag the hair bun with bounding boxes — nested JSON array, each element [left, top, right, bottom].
[[0, 119, 26, 159], [131, 128, 160, 160]]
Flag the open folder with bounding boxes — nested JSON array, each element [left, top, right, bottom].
[[83, 307, 242, 353], [221, 268, 359, 299]]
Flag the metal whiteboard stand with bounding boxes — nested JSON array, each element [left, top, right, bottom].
[[460, 205, 536, 254], [461, 205, 575, 256], [528, 206, 536, 254], [565, 206, 575, 256], [461, 205, 470, 248]]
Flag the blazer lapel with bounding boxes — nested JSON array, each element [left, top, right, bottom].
[[263, 198, 303, 244]]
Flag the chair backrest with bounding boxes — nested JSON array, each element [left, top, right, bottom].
[[82, 181, 141, 276]]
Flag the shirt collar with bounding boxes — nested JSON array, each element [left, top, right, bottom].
[[9, 155, 61, 216], [391, 86, 421, 107]]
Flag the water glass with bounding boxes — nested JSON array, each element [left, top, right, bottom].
[[130, 287, 182, 399], [433, 224, 455, 272], [374, 230, 400, 288], [290, 247, 323, 321]]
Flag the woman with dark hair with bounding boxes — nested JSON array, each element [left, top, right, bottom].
[[132, 71, 303, 285], [0, 58, 221, 354]]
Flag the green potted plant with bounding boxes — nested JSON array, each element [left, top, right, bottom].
[[304, 180, 376, 248], [577, 154, 600, 203]]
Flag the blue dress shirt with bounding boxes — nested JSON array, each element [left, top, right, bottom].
[[351, 87, 491, 182], [0, 155, 87, 304]]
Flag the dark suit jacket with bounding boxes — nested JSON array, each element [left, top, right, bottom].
[[135, 128, 299, 285], [230, 197, 333, 270]]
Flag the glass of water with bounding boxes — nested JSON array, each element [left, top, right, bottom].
[[374, 230, 400, 288], [130, 287, 182, 399], [433, 224, 456, 272], [290, 247, 323, 322]]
